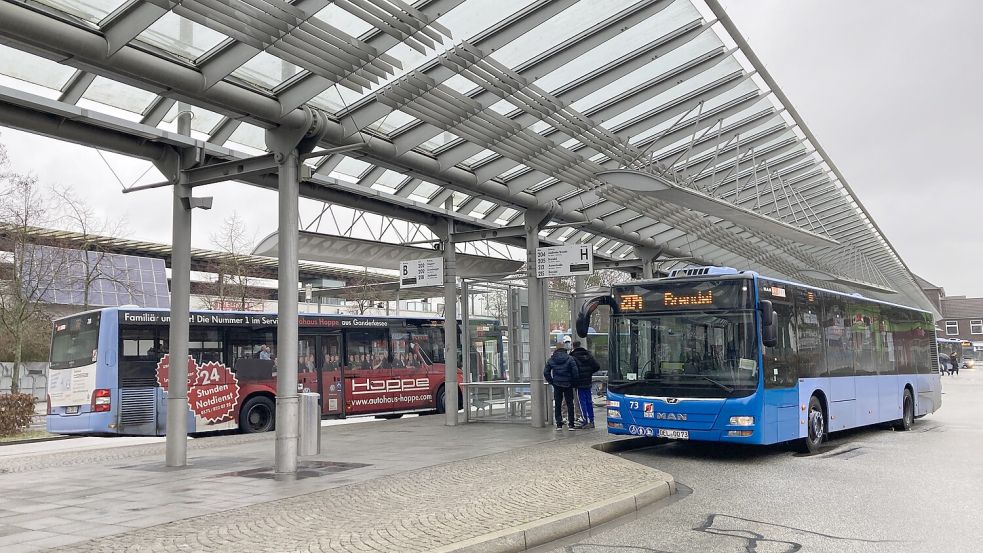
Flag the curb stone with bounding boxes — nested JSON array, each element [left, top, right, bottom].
[[432, 479, 676, 553]]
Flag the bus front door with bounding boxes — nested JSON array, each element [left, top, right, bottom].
[[319, 334, 343, 416]]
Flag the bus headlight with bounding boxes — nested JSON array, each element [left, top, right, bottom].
[[607, 400, 620, 408], [729, 416, 755, 426], [607, 409, 621, 419], [608, 422, 624, 429]]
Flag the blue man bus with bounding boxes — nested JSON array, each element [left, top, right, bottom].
[[577, 267, 941, 452], [47, 307, 498, 436]]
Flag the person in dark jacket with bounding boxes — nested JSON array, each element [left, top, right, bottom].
[[570, 341, 600, 429], [544, 340, 580, 431]]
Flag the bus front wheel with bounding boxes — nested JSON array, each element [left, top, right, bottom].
[[801, 395, 826, 454], [239, 396, 275, 433], [435, 386, 446, 414], [895, 389, 914, 431]]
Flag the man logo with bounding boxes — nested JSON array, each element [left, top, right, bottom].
[[655, 412, 687, 421], [665, 398, 679, 404]]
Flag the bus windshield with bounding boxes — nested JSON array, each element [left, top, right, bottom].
[[50, 313, 101, 370], [611, 312, 757, 397]]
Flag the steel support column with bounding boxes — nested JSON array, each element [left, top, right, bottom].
[[266, 107, 328, 474], [525, 206, 555, 428], [439, 201, 459, 425], [637, 247, 664, 280], [274, 149, 300, 474], [165, 112, 193, 468]]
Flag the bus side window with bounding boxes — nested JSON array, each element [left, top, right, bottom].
[[763, 284, 796, 388], [794, 288, 825, 378], [822, 294, 854, 377]]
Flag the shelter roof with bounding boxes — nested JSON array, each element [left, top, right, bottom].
[[0, 223, 391, 283], [0, 0, 934, 312]]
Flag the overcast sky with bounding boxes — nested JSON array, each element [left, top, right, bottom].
[[720, 0, 983, 296], [0, 0, 980, 296]]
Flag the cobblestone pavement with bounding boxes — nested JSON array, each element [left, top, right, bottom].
[[51, 439, 669, 553], [0, 415, 672, 552]]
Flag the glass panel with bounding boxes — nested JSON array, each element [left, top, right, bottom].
[[0, 45, 76, 92], [309, 85, 362, 114], [35, 0, 131, 26], [337, 0, 533, 106], [410, 181, 439, 199], [82, 76, 157, 115], [159, 102, 225, 135], [537, 0, 704, 94], [368, 110, 417, 135], [443, 75, 480, 95], [231, 51, 302, 91], [330, 156, 373, 182], [137, 12, 229, 62], [462, 149, 496, 167], [226, 122, 267, 152], [601, 57, 747, 132], [418, 131, 460, 152], [490, 1, 638, 68], [312, 4, 375, 37]]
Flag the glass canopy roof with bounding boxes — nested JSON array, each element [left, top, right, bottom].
[[0, 0, 931, 309]]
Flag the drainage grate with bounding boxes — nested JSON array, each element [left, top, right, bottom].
[[213, 460, 370, 480]]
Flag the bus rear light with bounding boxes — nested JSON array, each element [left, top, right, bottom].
[[92, 389, 111, 412], [729, 416, 755, 426]]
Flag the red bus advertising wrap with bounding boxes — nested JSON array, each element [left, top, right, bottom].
[[47, 308, 498, 436]]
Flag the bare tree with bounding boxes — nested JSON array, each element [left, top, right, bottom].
[[198, 213, 263, 311], [483, 289, 509, 322], [0, 146, 64, 393], [341, 268, 383, 315], [51, 186, 132, 310]]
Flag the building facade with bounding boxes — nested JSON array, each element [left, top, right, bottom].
[[915, 275, 983, 361]]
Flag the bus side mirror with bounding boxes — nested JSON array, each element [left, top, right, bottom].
[[760, 300, 778, 348]]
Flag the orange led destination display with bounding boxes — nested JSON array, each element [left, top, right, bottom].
[[614, 280, 750, 312], [663, 290, 713, 307], [619, 294, 644, 311]]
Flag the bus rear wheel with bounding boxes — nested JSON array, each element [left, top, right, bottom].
[[801, 395, 826, 454], [895, 389, 914, 431], [239, 396, 275, 433]]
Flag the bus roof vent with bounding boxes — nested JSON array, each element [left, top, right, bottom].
[[667, 266, 739, 278]]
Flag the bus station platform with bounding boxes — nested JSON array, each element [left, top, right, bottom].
[[0, 416, 674, 553]]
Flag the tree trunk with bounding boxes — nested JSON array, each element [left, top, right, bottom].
[[10, 330, 23, 395]]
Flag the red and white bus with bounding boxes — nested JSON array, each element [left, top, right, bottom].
[[47, 307, 501, 435]]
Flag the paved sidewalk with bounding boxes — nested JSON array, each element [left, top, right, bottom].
[[0, 416, 673, 552]]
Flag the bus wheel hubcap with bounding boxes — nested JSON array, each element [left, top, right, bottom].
[[810, 410, 823, 441]]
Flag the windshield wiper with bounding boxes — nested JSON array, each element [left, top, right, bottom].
[[609, 378, 665, 389], [692, 375, 733, 393]]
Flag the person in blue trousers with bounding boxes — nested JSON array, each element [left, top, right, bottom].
[[569, 341, 600, 429]]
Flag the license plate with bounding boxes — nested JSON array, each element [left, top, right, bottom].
[[658, 429, 689, 440], [64, 406, 80, 414]]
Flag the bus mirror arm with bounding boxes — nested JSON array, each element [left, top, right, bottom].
[[577, 295, 620, 338]]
